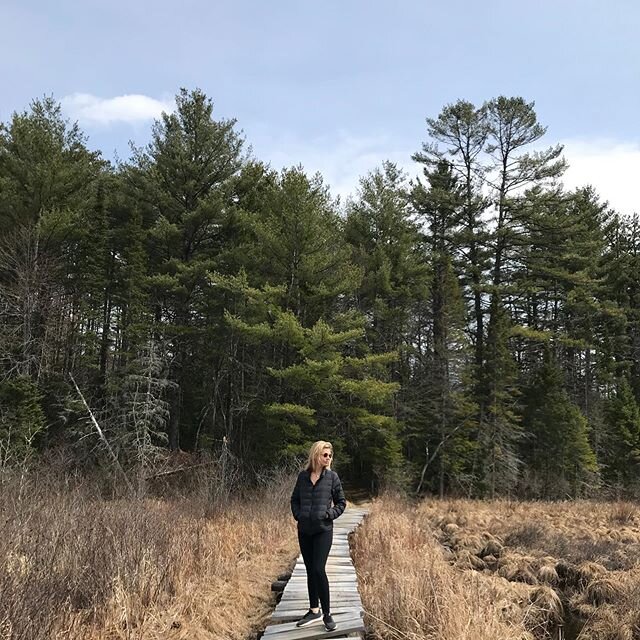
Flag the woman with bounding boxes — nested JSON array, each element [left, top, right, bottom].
[[290, 440, 347, 631]]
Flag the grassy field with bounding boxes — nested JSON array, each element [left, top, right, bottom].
[[351, 495, 640, 640], [3, 468, 640, 640], [0, 466, 298, 640]]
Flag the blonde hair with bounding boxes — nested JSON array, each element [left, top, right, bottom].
[[305, 440, 333, 472]]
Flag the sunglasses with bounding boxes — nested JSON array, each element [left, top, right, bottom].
[[322, 453, 333, 458]]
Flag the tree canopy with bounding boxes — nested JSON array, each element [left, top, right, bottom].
[[0, 89, 637, 498]]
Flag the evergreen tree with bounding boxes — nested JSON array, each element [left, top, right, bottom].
[[413, 100, 490, 370], [480, 98, 566, 496], [2, 88, 640, 498], [216, 273, 402, 488], [599, 211, 640, 392], [0, 376, 46, 463], [0, 96, 103, 230], [409, 161, 478, 495], [247, 166, 360, 323], [510, 187, 610, 421], [601, 376, 640, 493], [521, 349, 598, 497], [0, 97, 104, 385], [128, 88, 245, 450], [345, 161, 428, 354], [210, 166, 364, 462], [480, 294, 522, 496], [484, 96, 566, 291]]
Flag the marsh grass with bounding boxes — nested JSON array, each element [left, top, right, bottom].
[[5, 467, 639, 640], [351, 495, 640, 640], [0, 464, 298, 640]]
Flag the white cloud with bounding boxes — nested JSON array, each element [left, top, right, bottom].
[[560, 139, 640, 214], [256, 130, 418, 204], [61, 93, 175, 125], [260, 133, 640, 215]]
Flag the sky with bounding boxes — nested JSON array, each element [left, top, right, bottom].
[[1, 0, 639, 213]]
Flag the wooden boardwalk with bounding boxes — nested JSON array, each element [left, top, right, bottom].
[[263, 507, 369, 640]]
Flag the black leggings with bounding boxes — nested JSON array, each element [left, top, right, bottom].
[[298, 529, 333, 614]]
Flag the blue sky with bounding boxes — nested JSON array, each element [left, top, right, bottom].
[[2, 0, 639, 212]]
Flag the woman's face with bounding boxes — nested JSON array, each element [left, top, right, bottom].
[[317, 448, 332, 469]]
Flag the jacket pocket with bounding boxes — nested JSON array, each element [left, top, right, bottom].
[[325, 499, 333, 520]]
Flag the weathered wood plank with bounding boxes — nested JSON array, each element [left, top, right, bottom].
[[295, 556, 353, 561], [270, 607, 364, 623], [278, 588, 360, 605], [291, 571, 357, 577], [263, 613, 362, 640], [294, 558, 353, 564], [275, 602, 362, 612], [310, 564, 353, 568], [280, 594, 362, 600], [279, 596, 361, 603], [293, 562, 353, 568], [288, 575, 357, 582], [278, 587, 358, 605], [276, 601, 362, 610], [266, 507, 368, 637], [263, 612, 364, 637], [263, 615, 364, 639], [280, 596, 362, 602], [291, 566, 356, 572], [297, 560, 351, 567], [277, 596, 362, 605], [281, 593, 361, 599], [279, 595, 361, 603], [277, 589, 360, 606], [288, 579, 357, 585], [283, 588, 360, 593], [283, 584, 359, 591]]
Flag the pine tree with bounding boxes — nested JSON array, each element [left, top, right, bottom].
[[216, 273, 402, 488], [599, 211, 640, 392], [601, 376, 640, 494], [479, 293, 522, 496], [345, 161, 428, 354], [0, 96, 103, 230], [484, 97, 566, 292], [409, 161, 478, 495], [412, 99, 491, 372], [246, 166, 360, 324], [128, 88, 245, 450], [211, 165, 403, 486], [478, 98, 567, 496], [521, 349, 597, 497], [0, 376, 46, 463], [106, 173, 150, 368], [0, 97, 104, 386], [510, 187, 610, 420]]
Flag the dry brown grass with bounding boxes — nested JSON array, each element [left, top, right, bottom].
[[351, 495, 640, 640], [0, 467, 298, 640], [4, 469, 639, 640], [351, 495, 539, 639]]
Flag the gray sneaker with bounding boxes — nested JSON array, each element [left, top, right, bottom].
[[323, 613, 337, 631], [296, 609, 322, 627]]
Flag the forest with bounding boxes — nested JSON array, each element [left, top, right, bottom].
[[2, 87, 639, 499]]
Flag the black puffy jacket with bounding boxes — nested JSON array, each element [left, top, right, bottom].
[[290, 468, 347, 534]]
